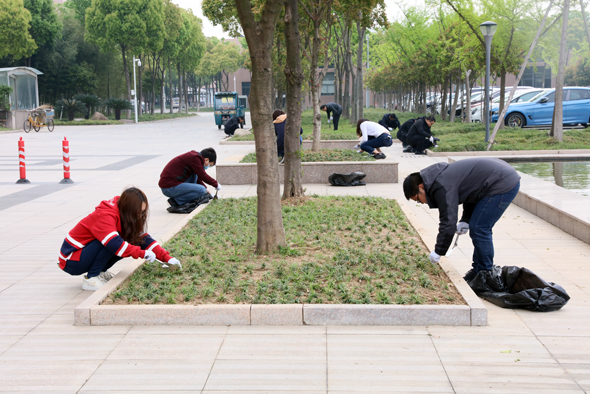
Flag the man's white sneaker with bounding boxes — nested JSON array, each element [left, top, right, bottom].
[[98, 271, 115, 282], [82, 275, 106, 291]]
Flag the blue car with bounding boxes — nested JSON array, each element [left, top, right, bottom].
[[493, 87, 590, 128]]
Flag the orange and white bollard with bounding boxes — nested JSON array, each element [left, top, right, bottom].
[[59, 137, 74, 184], [16, 137, 30, 184]]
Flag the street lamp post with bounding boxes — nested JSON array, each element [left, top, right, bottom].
[[480, 21, 497, 142], [132, 56, 141, 123]]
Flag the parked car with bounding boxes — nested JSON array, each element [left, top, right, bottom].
[[492, 87, 590, 128], [472, 89, 543, 123]]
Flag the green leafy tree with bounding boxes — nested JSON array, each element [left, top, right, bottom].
[[55, 98, 86, 120], [0, 0, 37, 59], [23, 0, 61, 48], [104, 97, 133, 119], [85, 0, 165, 109]]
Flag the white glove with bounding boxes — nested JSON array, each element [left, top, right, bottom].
[[167, 257, 182, 269], [143, 250, 156, 263], [215, 184, 222, 191], [456, 222, 469, 235], [353, 144, 360, 150], [429, 136, 434, 143], [429, 251, 440, 265]]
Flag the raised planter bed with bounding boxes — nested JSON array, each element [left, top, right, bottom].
[[74, 197, 488, 327], [217, 161, 399, 185]]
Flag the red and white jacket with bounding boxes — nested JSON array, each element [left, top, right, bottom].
[[58, 196, 172, 269]]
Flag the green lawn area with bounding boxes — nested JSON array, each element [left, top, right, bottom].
[[105, 196, 463, 306], [230, 107, 590, 151], [54, 119, 123, 126], [240, 149, 376, 163], [137, 112, 197, 122]]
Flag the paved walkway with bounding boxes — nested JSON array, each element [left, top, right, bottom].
[[0, 114, 588, 393]]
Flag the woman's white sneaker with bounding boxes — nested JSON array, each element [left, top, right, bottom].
[[82, 275, 106, 291], [98, 271, 115, 282]]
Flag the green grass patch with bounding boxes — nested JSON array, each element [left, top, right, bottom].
[[0, 126, 12, 131], [138, 112, 197, 122], [435, 127, 590, 152], [54, 119, 123, 126], [105, 196, 463, 306], [240, 149, 376, 163]]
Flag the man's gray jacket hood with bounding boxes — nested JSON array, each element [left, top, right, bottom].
[[420, 158, 520, 255]]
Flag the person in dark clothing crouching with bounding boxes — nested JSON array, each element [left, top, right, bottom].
[[223, 116, 244, 137], [405, 115, 436, 155], [397, 118, 417, 152], [320, 102, 342, 131], [378, 113, 401, 132], [159, 148, 221, 211], [273, 110, 302, 162], [403, 158, 520, 281]]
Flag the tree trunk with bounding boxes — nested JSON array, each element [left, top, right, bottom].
[[184, 71, 189, 114], [356, 24, 366, 121], [343, 28, 351, 119], [282, 0, 304, 198], [160, 66, 165, 114], [441, 76, 448, 121], [550, 0, 569, 141], [581, 0, 590, 52], [498, 70, 507, 129], [464, 71, 471, 123], [120, 45, 132, 119], [178, 63, 183, 114], [169, 58, 174, 114], [235, 0, 286, 254], [449, 73, 460, 122], [310, 19, 323, 152]]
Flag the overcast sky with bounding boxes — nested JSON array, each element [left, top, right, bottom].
[[171, 0, 424, 40]]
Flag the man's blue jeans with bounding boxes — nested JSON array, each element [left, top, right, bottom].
[[469, 182, 520, 273], [161, 174, 207, 206], [360, 133, 393, 154]]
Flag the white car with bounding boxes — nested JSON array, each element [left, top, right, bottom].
[[471, 89, 543, 123]]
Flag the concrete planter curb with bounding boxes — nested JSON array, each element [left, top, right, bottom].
[[217, 161, 399, 185], [220, 139, 401, 149], [428, 149, 590, 157]]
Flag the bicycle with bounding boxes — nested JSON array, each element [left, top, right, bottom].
[[24, 108, 54, 133]]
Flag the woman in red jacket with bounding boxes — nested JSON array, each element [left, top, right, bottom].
[[58, 187, 181, 290]]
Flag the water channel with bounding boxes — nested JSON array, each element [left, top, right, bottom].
[[507, 159, 590, 197]]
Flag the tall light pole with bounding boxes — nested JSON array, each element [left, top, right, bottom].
[[366, 33, 370, 108], [132, 56, 141, 123], [480, 21, 497, 142]]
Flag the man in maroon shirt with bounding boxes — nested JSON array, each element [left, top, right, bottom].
[[159, 148, 221, 209]]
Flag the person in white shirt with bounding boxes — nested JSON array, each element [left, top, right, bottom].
[[355, 119, 393, 160]]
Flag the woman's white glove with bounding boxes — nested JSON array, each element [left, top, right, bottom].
[[143, 250, 156, 263], [215, 184, 222, 191], [429, 251, 440, 265], [167, 258, 182, 269], [429, 136, 435, 143], [456, 222, 469, 235]]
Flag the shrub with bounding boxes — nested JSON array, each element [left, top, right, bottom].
[[104, 98, 133, 120], [74, 94, 101, 119], [55, 98, 87, 121]]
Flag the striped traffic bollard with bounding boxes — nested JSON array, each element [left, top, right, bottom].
[[59, 137, 74, 184], [16, 137, 30, 184]]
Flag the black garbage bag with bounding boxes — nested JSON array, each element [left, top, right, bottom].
[[167, 193, 211, 214], [467, 265, 570, 312], [329, 172, 366, 186]]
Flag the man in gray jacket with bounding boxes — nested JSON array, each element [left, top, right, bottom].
[[403, 158, 520, 280]]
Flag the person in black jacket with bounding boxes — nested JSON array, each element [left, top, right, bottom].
[[223, 116, 244, 137], [403, 158, 521, 280], [320, 102, 342, 130], [378, 113, 401, 131], [273, 110, 302, 161], [397, 118, 416, 152], [405, 115, 436, 155]]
